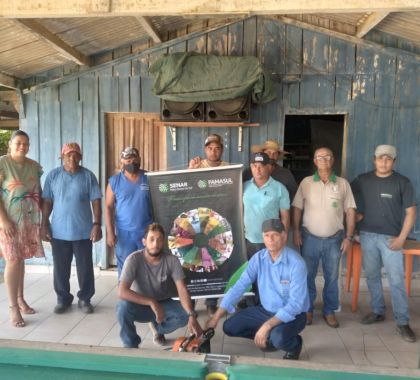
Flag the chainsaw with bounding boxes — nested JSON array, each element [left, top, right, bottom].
[[172, 328, 215, 353]]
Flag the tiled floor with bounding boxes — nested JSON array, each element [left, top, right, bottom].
[[0, 267, 419, 371]]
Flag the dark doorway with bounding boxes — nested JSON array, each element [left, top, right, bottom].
[[283, 115, 345, 183]]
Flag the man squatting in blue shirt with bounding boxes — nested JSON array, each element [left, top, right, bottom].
[[206, 218, 309, 360]]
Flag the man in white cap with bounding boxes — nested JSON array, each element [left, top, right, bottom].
[[243, 139, 297, 200], [351, 145, 417, 342], [188, 133, 228, 169]]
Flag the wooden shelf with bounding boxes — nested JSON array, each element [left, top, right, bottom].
[[156, 121, 260, 127]]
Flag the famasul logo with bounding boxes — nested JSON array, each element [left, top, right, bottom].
[[197, 180, 207, 189], [159, 183, 169, 193]]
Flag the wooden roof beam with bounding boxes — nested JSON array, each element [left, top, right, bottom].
[[0, 73, 19, 90], [1, 1, 419, 17], [135, 16, 162, 43], [13, 19, 91, 66], [356, 12, 390, 38]]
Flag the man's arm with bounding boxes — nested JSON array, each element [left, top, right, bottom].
[[279, 209, 290, 233], [340, 207, 356, 253], [105, 184, 117, 247], [292, 206, 303, 247], [90, 198, 102, 242], [41, 199, 53, 241], [175, 279, 203, 337], [389, 206, 417, 251], [118, 280, 165, 323]]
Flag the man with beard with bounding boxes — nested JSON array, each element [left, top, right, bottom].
[[117, 223, 203, 348], [105, 147, 153, 277]]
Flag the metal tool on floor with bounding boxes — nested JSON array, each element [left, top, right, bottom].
[[172, 328, 215, 353]]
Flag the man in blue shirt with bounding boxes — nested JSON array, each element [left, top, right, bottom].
[[206, 219, 309, 360], [41, 143, 102, 314], [105, 147, 153, 277]]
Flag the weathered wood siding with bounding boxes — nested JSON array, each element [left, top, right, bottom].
[[20, 17, 420, 267]]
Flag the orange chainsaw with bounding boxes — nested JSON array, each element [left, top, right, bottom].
[[172, 328, 215, 353]]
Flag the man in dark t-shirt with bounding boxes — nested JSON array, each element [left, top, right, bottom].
[[351, 145, 417, 343], [116, 223, 202, 348]]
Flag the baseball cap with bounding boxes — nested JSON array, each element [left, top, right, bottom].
[[204, 134, 223, 147], [61, 142, 81, 157], [374, 145, 396, 159], [121, 147, 140, 159], [251, 139, 289, 155], [262, 219, 285, 233], [251, 152, 270, 165]]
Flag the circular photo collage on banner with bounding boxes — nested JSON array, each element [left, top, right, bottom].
[[168, 207, 234, 272]]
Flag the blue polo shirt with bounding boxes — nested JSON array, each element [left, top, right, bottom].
[[220, 246, 309, 322], [109, 171, 152, 233], [243, 177, 290, 243], [42, 166, 102, 241]]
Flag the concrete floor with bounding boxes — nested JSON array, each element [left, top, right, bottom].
[[0, 266, 419, 372]]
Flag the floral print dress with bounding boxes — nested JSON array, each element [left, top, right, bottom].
[[0, 155, 45, 260]]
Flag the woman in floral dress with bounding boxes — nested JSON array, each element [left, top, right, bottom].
[[0, 130, 44, 327]]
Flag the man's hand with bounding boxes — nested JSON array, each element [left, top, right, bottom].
[[0, 217, 16, 239], [254, 323, 271, 348], [106, 230, 116, 247], [340, 238, 352, 254], [188, 157, 202, 169], [90, 224, 103, 242], [150, 300, 165, 324], [40, 224, 52, 242], [205, 315, 219, 330], [389, 236, 405, 251], [188, 317, 203, 337], [293, 229, 302, 247]]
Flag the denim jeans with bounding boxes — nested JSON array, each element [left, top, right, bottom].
[[359, 231, 409, 325], [115, 228, 144, 278], [301, 229, 343, 315], [51, 238, 95, 305], [116, 299, 188, 348], [223, 306, 306, 352]]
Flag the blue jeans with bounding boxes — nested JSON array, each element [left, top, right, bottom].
[[115, 228, 144, 278], [359, 231, 409, 325], [223, 306, 306, 352], [51, 238, 95, 305], [301, 229, 343, 315], [116, 299, 188, 348]]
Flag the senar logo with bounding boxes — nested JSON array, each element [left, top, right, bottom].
[[197, 179, 208, 189], [158, 183, 169, 193]]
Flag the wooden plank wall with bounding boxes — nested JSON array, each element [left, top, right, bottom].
[[20, 17, 420, 267]]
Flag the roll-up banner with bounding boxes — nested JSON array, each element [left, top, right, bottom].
[[147, 165, 246, 299]]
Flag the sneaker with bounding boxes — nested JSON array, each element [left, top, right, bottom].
[[148, 322, 167, 346], [396, 324, 417, 343], [78, 300, 94, 314], [54, 303, 71, 314], [360, 312, 385, 325], [323, 314, 339, 328]]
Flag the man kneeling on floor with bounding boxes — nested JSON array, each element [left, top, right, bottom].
[[117, 223, 202, 348], [206, 219, 309, 360]]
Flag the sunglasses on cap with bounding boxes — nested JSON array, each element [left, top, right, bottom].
[[121, 147, 139, 159]]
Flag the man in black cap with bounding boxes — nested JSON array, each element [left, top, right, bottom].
[[206, 219, 309, 360]]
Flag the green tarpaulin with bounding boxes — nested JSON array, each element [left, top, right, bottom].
[[149, 52, 276, 104]]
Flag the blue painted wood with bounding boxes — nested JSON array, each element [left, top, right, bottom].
[[257, 18, 286, 76], [118, 77, 130, 111], [285, 24, 302, 75], [303, 29, 329, 74], [60, 101, 82, 146], [227, 22, 243, 57], [129, 76, 141, 112], [207, 26, 228, 56], [335, 75, 353, 108], [329, 38, 355, 74], [168, 41, 187, 54], [243, 17, 257, 57], [300, 75, 335, 109], [20, 91, 40, 162]]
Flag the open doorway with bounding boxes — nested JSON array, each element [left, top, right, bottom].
[[283, 115, 345, 183]]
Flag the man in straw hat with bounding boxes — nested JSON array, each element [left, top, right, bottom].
[[243, 139, 297, 200]]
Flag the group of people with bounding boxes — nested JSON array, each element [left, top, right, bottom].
[[0, 130, 417, 361]]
